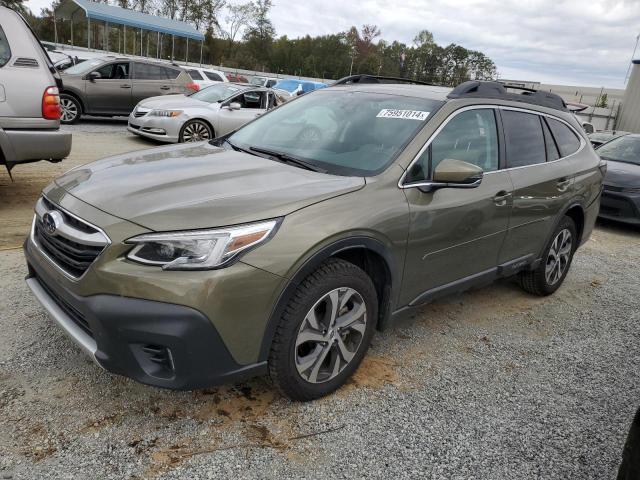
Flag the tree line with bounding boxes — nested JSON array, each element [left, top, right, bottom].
[[2, 0, 497, 84]]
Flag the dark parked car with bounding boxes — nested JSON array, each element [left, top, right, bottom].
[[589, 130, 630, 148], [58, 56, 198, 124], [597, 134, 640, 225]]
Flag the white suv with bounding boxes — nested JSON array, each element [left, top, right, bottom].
[[0, 7, 71, 173], [184, 67, 228, 89]]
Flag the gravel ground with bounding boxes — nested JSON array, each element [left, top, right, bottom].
[[1, 124, 639, 479]]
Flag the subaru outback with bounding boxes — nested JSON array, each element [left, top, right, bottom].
[[24, 80, 604, 401]]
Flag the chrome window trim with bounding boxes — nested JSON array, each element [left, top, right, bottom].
[[30, 195, 111, 282], [398, 104, 587, 189]]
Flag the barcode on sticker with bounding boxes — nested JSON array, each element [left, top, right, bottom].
[[376, 109, 430, 121]]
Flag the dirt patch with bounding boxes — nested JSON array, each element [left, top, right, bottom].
[[345, 355, 400, 390]]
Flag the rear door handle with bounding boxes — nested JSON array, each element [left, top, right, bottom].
[[160, 86, 170, 90], [557, 177, 571, 192], [493, 191, 512, 206], [120, 84, 131, 89]]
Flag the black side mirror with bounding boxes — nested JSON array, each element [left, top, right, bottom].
[[88, 71, 101, 82]]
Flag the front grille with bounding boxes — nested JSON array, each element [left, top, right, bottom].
[[33, 197, 109, 278], [133, 108, 150, 118], [129, 123, 141, 130], [35, 271, 93, 338]]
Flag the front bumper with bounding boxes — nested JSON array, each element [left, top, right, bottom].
[[25, 247, 268, 390], [0, 128, 72, 163], [599, 188, 640, 225], [127, 113, 181, 143]]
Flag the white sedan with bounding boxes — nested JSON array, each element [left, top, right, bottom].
[[127, 83, 280, 143]]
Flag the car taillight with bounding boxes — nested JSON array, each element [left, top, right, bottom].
[[42, 86, 61, 120], [187, 82, 200, 92]]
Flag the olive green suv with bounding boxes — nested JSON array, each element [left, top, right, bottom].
[[24, 80, 604, 401]]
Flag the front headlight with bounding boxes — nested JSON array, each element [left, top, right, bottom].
[[149, 109, 183, 117], [125, 219, 279, 270]]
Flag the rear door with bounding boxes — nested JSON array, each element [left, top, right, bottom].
[[216, 90, 267, 135], [131, 62, 182, 107], [400, 107, 514, 306], [498, 108, 578, 263], [85, 61, 132, 114]]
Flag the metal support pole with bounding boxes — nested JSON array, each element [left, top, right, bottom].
[[146, 32, 149, 57], [156, 31, 160, 58], [133, 29, 136, 57], [186, 37, 189, 63], [140, 29, 143, 56], [87, 17, 90, 49], [70, 18, 74, 47], [171, 35, 175, 61], [123, 25, 126, 55], [159, 34, 163, 59], [53, 10, 58, 45], [106, 22, 109, 51], [199, 40, 203, 66]]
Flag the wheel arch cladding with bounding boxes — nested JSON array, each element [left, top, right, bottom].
[[61, 90, 84, 113], [564, 204, 585, 244], [258, 237, 396, 362]]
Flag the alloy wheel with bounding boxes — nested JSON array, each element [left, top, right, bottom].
[[545, 228, 573, 286], [182, 121, 211, 142], [60, 98, 78, 123], [294, 287, 367, 384]]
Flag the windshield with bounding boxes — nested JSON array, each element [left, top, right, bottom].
[[228, 89, 445, 176], [64, 58, 105, 75], [250, 76, 267, 86], [190, 83, 244, 102], [597, 135, 640, 165]]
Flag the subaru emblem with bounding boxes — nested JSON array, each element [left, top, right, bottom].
[[42, 211, 63, 235]]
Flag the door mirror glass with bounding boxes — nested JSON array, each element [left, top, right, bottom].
[[432, 158, 484, 186], [582, 122, 595, 134]]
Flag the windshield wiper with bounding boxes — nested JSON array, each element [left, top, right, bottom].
[[224, 139, 255, 156], [249, 146, 327, 173]]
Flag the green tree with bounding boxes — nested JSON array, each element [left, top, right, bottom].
[[1, 0, 27, 14]]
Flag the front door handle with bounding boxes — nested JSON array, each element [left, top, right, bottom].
[[160, 86, 170, 90], [120, 84, 131, 89], [557, 177, 571, 192], [493, 191, 512, 206]]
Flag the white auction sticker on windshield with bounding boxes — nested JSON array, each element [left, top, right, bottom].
[[376, 109, 430, 121]]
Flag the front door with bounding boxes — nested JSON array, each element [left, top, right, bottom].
[[85, 61, 132, 114], [497, 109, 578, 263], [216, 90, 267, 136], [400, 108, 513, 306]]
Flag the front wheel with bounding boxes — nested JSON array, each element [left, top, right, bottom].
[[518, 216, 577, 296], [59, 94, 81, 124], [268, 259, 378, 401], [179, 119, 213, 143]]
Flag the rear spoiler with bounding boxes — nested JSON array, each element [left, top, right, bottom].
[[565, 102, 589, 113]]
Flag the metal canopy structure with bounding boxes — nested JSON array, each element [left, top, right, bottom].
[[54, 0, 204, 62]]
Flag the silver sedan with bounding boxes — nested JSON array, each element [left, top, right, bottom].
[[127, 84, 281, 143]]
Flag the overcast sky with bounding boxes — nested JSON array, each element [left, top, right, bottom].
[[25, 0, 640, 88]]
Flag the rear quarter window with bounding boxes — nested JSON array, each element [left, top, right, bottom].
[[546, 117, 581, 157], [205, 71, 223, 81], [187, 69, 204, 80], [0, 25, 11, 67]]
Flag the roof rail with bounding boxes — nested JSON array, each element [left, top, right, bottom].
[[332, 74, 433, 86], [447, 80, 568, 111]]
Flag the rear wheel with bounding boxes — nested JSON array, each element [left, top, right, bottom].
[[179, 119, 213, 143], [518, 216, 577, 296], [268, 258, 377, 401], [59, 94, 81, 124]]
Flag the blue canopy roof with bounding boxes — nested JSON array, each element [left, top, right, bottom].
[[57, 0, 204, 41]]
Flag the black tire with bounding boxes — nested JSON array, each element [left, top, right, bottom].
[[268, 258, 378, 401], [59, 94, 81, 124], [518, 216, 577, 296], [179, 119, 213, 143]]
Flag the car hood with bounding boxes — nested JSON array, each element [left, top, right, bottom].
[[138, 95, 212, 110], [604, 160, 640, 187], [54, 143, 365, 231]]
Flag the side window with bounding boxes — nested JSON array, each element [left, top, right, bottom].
[[95, 62, 129, 79], [205, 72, 223, 82], [502, 110, 546, 167], [163, 67, 180, 79], [267, 80, 277, 88], [235, 91, 265, 109], [405, 109, 499, 183], [187, 69, 204, 80], [0, 26, 12, 67], [541, 119, 560, 161], [546, 117, 581, 157], [134, 62, 168, 80]]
